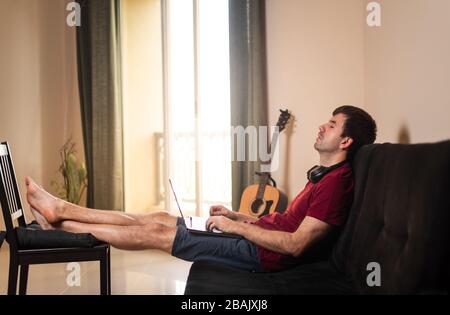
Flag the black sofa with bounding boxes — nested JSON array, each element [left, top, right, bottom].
[[184, 141, 450, 294]]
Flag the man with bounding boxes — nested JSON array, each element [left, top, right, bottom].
[[27, 106, 377, 272]]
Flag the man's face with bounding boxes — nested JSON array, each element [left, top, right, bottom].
[[314, 113, 348, 153]]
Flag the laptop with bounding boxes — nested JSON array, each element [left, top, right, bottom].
[[168, 179, 242, 239]]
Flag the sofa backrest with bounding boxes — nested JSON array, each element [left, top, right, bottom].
[[332, 141, 450, 294], [330, 144, 377, 274]]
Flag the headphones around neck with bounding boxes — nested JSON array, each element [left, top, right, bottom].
[[307, 160, 347, 184]]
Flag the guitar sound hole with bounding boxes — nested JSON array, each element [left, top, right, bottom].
[[251, 199, 264, 214]]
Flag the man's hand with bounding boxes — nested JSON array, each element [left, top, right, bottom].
[[209, 205, 236, 220], [205, 216, 237, 233]]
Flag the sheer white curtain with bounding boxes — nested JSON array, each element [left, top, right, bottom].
[[164, 0, 231, 216]]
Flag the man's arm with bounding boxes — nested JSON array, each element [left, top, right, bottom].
[[209, 205, 258, 223], [206, 215, 333, 257]]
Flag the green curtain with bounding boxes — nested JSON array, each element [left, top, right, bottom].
[[76, 0, 124, 210], [229, 0, 268, 211]]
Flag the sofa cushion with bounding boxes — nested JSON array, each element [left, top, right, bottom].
[[330, 144, 378, 273], [346, 141, 450, 294], [185, 261, 276, 295], [184, 260, 354, 295]]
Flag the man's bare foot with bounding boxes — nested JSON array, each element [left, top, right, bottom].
[[30, 207, 55, 230], [25, 177, 65, 224]]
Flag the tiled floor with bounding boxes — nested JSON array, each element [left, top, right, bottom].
[[0, 244, 192, 295]]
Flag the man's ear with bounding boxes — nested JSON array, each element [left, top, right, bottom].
[[340, 137, 353, 150]]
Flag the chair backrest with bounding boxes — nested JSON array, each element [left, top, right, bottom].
[[0, 142, 27, 250]]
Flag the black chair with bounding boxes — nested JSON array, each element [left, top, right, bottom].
[[0, 141, 111, 295]]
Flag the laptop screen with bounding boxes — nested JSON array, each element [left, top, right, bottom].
[[168, 178, 185, 222]]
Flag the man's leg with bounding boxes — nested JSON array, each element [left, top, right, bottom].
[[54, 203, 177, 227], [59, 220, 177, 252], [26, 177, 178, 227]]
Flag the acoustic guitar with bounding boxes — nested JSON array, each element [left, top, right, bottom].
[[238, 109, 291, 218]]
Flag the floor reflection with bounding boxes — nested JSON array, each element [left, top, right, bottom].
[[0, 246, 192, 295]]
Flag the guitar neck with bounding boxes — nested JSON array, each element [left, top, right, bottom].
[[261, 127, 280, 168], [254, 109, 290, 201], [256, 173, 271, 199]]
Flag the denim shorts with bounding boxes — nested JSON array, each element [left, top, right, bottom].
[[171, 217, 261, 272]]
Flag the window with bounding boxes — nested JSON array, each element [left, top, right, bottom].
[[162, 0, 232, 216]]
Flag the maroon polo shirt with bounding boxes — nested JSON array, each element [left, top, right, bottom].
[[252, 162, 354, 271]]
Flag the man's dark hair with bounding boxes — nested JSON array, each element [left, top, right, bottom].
[[333, 105, 377, 160]]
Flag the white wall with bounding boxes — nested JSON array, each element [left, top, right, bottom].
[[266, 0, 450, 201], [0, 0, 83, 229], [266, 0, 366, 198], [122, 0, 164, 213], [0, 0, 166, 226], [364, 0, 450, 144]]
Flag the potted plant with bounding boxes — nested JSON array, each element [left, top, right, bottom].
[[52, 139, 87, 205]]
